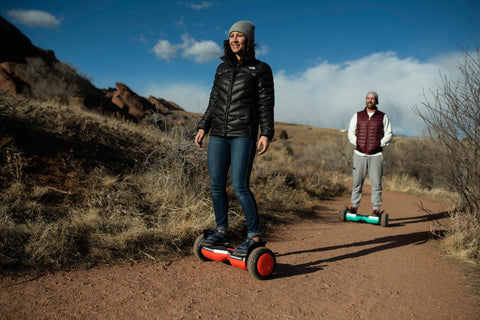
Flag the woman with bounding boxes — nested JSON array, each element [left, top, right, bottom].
[[195, 20, 274, 256]]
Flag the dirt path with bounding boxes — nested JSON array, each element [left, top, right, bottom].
[[1, 190, 478, 319]]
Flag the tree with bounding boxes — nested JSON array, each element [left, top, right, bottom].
[[415, 44, 480, 224]]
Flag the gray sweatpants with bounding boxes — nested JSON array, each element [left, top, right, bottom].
[[351, 152, 384, 211]]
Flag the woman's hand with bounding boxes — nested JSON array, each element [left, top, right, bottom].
[[257, 136, 270, 155], [195, 129, 205, 148]]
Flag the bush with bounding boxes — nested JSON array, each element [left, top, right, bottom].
[[279, 129, 288, 140], [415, 44, 480, 222], [415, 43, 480, 267]]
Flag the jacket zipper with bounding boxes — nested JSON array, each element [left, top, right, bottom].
[[224, 68, 236, 136]]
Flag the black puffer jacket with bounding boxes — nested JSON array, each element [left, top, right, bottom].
[[197, 57, 274, 140]]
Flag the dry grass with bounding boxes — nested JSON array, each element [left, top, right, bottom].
[[439, 218, 480, 264], [382, 174, 458, 204], [435, 212, 480, 297], [2, 91, 478, 283], [0, 92, 345, 274]]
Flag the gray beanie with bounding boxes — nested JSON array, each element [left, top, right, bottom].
[[229, 20, 255, 41]]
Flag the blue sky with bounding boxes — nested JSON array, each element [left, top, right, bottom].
[[2, 0, 479, 136]]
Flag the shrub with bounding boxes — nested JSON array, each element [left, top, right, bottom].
[[415, 43, 480, 267], [415, 44, 480, 222], [279, 129, 288, 140]]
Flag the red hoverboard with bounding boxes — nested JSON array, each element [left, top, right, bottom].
[[193, 229, 276, 280]]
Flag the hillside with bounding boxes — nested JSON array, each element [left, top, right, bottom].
[[0, 91, 349, 273], [0, 15, 186, 123]]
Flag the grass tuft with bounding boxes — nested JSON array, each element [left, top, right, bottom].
[[0, 92, 345, 274]]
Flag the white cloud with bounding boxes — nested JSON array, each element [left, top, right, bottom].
[[146, 83, 210, 113], [180, 1, 213, 10], [147, 50, 464, 137], [152, 40, 178, 61], [256, 44, 268, 57], [179, 34, 222, 63], [6, 9, 61, 29], [131, 33, 149, 44], [274, 51, 464, 136], [138, 34, 148, 44], [152, 33, 221, 63], [175, 16, 186, 29]]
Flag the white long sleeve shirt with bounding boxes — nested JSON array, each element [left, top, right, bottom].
[[348, 110, 393, 157]]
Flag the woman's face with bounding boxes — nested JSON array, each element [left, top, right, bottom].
[[229, 31, 246, 56]]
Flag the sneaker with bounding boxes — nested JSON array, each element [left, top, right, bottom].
[[372, 210, 382, 217], [348, 207, 358, 214], [232, 238, 258, 256], [200, 230, 230, 247]]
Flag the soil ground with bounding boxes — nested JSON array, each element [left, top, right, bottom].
[[1, 188, 478, 319]]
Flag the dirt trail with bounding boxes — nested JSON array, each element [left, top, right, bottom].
[[1, 189, 478, 319]]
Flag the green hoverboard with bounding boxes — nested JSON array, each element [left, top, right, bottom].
[[339, 206, 389, 227]]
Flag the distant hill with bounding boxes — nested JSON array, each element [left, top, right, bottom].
[[0, 15, 184, 122]]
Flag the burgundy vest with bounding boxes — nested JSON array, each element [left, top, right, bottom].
[[356, 108, 385, 154]]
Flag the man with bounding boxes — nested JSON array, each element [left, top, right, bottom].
[[347, 91, 393, 216]]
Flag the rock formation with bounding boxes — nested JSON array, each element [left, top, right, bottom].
[[0, 15, 184, 122]]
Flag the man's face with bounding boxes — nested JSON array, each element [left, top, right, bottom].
[[365, 93, 378, 109]]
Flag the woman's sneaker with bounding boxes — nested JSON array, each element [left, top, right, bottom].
[[200, 230, 230, 247], [232, 238, 257, 256]]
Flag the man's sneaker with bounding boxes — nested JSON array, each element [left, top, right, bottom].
[[200, 230, 230, 247], [348, 207, 358, 214], [373, 210, 382, 217], [232, 238, 258, 256]]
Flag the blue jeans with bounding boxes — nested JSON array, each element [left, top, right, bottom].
[[207, 136, 261, 239]]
